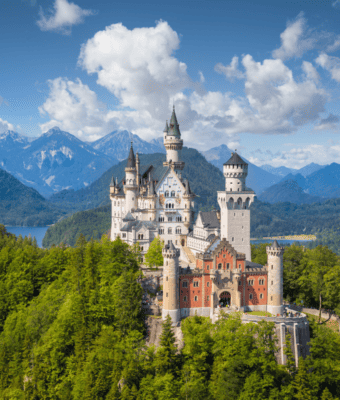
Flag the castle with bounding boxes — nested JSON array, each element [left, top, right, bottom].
[[109, 106, 287, 321]]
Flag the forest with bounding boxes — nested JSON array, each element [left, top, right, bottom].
[[0, 224, 340, 399]]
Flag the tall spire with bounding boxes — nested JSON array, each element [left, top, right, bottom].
[[148, 172, 155, 196], [163, 120, 169, 133], [110, 176, 115, 187], [126, 141, 136, 168], [168, 106, 181, 137]]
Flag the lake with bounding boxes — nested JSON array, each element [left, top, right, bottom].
[[251, 239, 313, 245], [5, 226, 50, 248]]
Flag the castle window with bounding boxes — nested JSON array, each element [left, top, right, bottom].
[[259, 279, 264, 285], [207, 282, 210, 287], [207, 265, 210, 270], [242, 213, 244, 216], [260, 293, 263, 299], [239, 264, 241, 268], [232, 237, 234, 241], [171, 191, 175, 197], [271, 281, 273, 285], [249, 293, 253, 300], [114, 201, 116, 206], [271, 265, 273, 270], [168, 217, 172, 222], [168, 228, 172, 234], [140, 246, 143, 251], [238, 280, 241, 286], [138, 234, 144, 240], [122, 233, 126, 238], [176, 227, 181, 234], [271, 296, 273, 301], [248, 279, 254, 286], [194, 296, 198, 301], [118, 202, 120, 206], [207, 296, 210, 301], [226, 263, 230, 270], [218, 263, 222, 270], [182, 281, 188, 288], [165, 191, 169, 197], [159, 228, 164, 234], [183, 296, 187, 301], [166, 293, 168, 297], [193, 281, 199, 287], [166, 276, 168, 281]]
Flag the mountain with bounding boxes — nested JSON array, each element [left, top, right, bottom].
[[296, 162, 324, 177], [277, 163, 340, 199], [0, 168, 65, 226], [90, 130, 165, 160], [261, 165, 295, 177], [0, 127, 117, 197], [258, 179, 324, 205], [201, 144, 281, 194]]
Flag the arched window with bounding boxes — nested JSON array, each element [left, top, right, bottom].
[[183, 296, 187, 301], [207, 282, 210, 287], [182, 281, 188, 288], [171, 191, 175, 197], [226, 263, 230, 269], [166, 276, 168, 281], [114, 201, 116, 206], [249, 293, 253, 300], [194, 296, 198, 301], [260, 293, 263, 299], [176, 227, 181, 234], [168, 228, 172, 234], [168, 217, 172, 222], [165, 191, 169, 197], [218, 263, 222, 270]]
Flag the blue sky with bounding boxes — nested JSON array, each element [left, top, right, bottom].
[[2, 0, 340, 168]]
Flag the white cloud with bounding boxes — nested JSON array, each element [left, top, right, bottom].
[[78, 21, 194, 121], [302, 61, 319, 81], [0, 118, 15, 133], [326, 35, 340, 52], [37, 0, 95, 35], [214, 56, 245, 80], [315, 53, 340, 82], [272, 13, 315, 60], [251, 143, 340, 169], [198, 71, 205, 83], [38, 77, 117, 141]]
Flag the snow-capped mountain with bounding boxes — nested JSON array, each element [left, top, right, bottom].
[[0, 127, 117, 197], [90, 130, 165, 160]]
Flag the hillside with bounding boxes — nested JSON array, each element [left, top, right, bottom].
[[0, 168, 66, 226], [258, 179, 324, 204]]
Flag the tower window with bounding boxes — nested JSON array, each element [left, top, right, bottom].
[[260, 293, 263, 299], [171, 191, 175, 197], [271, 296, 273, 301], [207, 296, 210, 301], [238, 280, 241, 286], [194, 296, 198, 301], [248, 280, 254, 286], [165, 191, 169, 197], [259, 279, 264, 285], [218, 263, 222, 270], [207, 282, 210, 287], [249, 293, 253, 300], [226, 263, 230, 269], [271, 281, 273, 285], [166, 293, 168, 297], [168, 217, 172, 222], [193, 281, 199, 287], [271, 265, 273, 270], [232, 237, 234, 241], [168, 228, 172, 234], [182, 281, 188, 288], [183, 296, 187, 301], [166, 276, 168, 281]]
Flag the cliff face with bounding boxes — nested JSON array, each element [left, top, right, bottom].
[[145, 317, 184, 350]]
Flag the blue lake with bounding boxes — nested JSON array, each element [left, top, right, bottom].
[[251, 239, 314, 245], [5, 226, 50, 248]]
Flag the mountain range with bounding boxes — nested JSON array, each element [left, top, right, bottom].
[[261, 162, 324, 178]]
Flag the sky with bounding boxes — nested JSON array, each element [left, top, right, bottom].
[[2, 0, 340, 169]]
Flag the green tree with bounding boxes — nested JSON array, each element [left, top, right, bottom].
[[292, 357, 316, 400], [144, 237, 164, 269]]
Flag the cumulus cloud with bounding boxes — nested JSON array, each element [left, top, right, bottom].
[[314, 113, 340, 131], [38, 77, 117, 141], [272, 13, 315, 60], [315, 53, 340, 82], [214, 56, 245, 80], [0, 118, 15, 133], [37, 0, 95, 35], [198, 71, 205, 83], [326, 35, 340, 52]]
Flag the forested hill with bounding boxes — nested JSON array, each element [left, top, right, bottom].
[[0, 168, 66, 226], [48, 147, 225, 213], [44, 197, 340, 247]]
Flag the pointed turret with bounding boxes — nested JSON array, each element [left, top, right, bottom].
[[126, 142, 136, 168], [163, 120, 169, 133], [168, 106, 181, 137], [110, 176, 115, 187], [148, 173, 156, 196]]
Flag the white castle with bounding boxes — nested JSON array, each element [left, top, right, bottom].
[[110, 106, 256, 265]]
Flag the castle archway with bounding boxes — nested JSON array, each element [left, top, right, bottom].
[[219, 291, 231, 307]]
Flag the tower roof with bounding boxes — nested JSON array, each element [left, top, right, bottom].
[[126, 142, 136, 168], [110, 176, 115, 187], [148, 173, 156, 195], [163, 120, 169, 133], [168, 240, 176, 250], [271, 239, 280, 248], [224, 152, 247, 166], [167, 106, 181, 137]]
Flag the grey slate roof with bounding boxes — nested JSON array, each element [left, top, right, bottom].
[[245, 260, 265, 268], [110, 176, 115, 187], [272, 239, 280, 248], [122, 212, 135, 222], [167, 107, 181, 137], [126, 144, 136, 168], [163, 120, 169, 133], [223, 152, 247, 166], [120, 220, 158, 232], [200, 211, 220, 229]]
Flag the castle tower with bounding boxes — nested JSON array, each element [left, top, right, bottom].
[[182, 179, 194, 230], [163, 106, 185, 171], [162, 241, 180, 324], [147, 173, 157, 221], [266, 240, 284, 315], [136, 152, 140, 186], [217, 152, 255, 260], [124, 143, 138, 213]]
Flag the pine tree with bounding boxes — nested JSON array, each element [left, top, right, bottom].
[[292, 357, 315, 400], [155, 315, 178, 375], [284, 332, 296, 375]]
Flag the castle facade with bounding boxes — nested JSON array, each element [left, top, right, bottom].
[[110, 106, 285, 322]]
